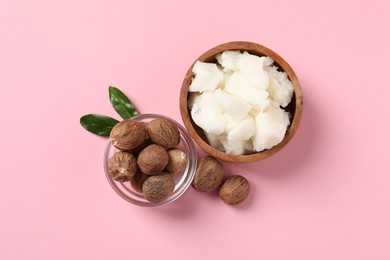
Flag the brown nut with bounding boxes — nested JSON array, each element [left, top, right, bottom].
[[147, 118, 180, 149], [165, 148, 187, 175], [107, 151, 137, 182], [130, 171, 150, 193], [142, 174, 175, 203], [219, 175, 250, 206], [110, 119, 147, 150], [137, 144, 169, 175], [192, 156, 224, 192]]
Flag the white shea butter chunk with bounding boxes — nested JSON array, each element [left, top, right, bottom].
[[265, 66, 294, 107], [227, 116, 255, 142], [203, 115, 255, 155], [204, 132, 224, 152], [187, 92, 201, 110], [253, 107, 291, 152], [224, 73, 270, 111], [191, 92, 226, 135], [236, 52, 270, 90], [214, 89, 252, 122], [216, 51, 241, 72], [221, 137, 253, 155], [189, 61, 223, 92]]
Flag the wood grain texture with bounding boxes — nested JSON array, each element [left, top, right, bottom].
[[180, 41, 303, 163]]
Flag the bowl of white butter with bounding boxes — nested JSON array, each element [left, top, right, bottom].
[[180, 41, 303, 163]]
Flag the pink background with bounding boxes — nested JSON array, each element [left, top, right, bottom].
[[1, 0, 389, 259]]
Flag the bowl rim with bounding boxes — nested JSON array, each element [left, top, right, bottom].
[[179, 41, 303, 163], [104, 113, 198, 206]]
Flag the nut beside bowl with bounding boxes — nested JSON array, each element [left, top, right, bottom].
[[180, 41, 303, 163], [104, 114, 197, 207]]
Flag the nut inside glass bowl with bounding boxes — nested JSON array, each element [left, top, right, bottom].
[[104, 114, 197, 207]]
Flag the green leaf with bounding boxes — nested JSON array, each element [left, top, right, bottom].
[[80, 114, 119, 136], [109, 86, 139, 119]]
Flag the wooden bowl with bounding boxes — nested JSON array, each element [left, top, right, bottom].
[[180, 41, 303, 163]]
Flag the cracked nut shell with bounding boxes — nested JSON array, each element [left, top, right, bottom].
[[147, 118, 180, 149], [137, 144, 169, 175], [142, 174, 175, 203], [110, 119, 147, 150], [192, 156, 224, 192], [219, 175, 250, 206], [107, 151, 137, 182]]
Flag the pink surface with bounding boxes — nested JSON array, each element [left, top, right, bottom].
[[1, 0, 389, 259]]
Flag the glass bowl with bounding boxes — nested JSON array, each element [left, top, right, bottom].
[[104, 114, 197, 207]]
